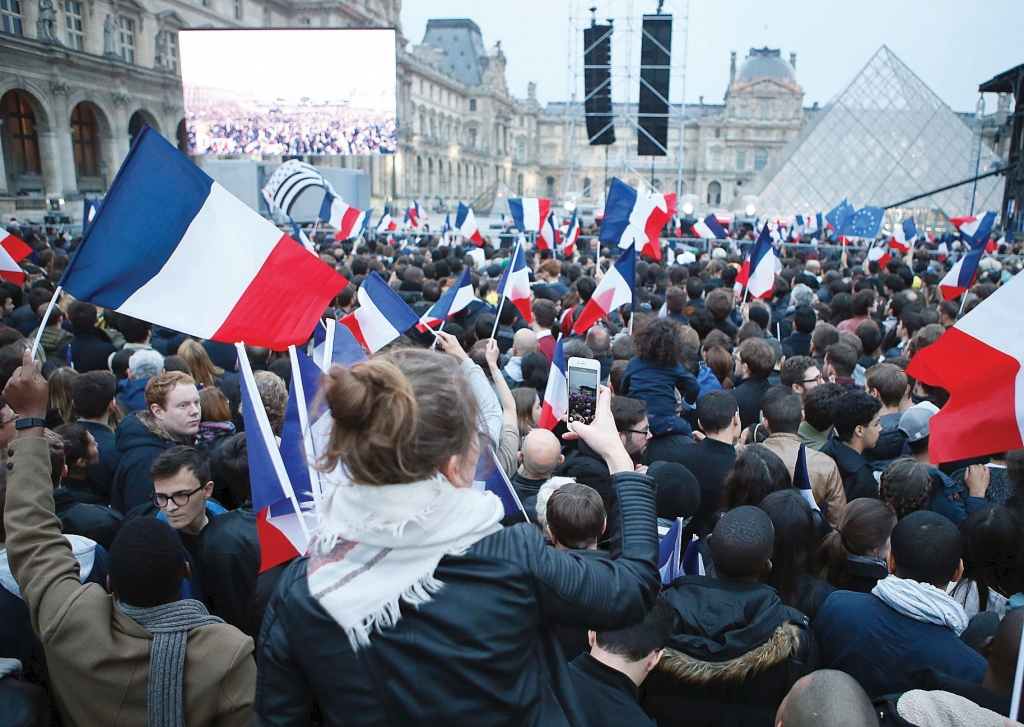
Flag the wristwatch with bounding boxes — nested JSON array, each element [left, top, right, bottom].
[[15, 417, 46, 430]]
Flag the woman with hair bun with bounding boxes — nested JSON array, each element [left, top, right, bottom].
[[256, 347, 660, 725], [818, 498, 896, 593]]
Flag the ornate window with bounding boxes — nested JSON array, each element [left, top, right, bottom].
[[546, 176, 555, 198], [736, 150, 746, 170], [707, 181, 721, 205], [64, 0, 83, 49], [71, 103, 101, 178], [1, 0, 23, 35], [118, 16, 135, 64], [583, 177, 591, 198], [754, 148, 768, 170], [469, 98, 476, 112], [1, 91, 41, 177]]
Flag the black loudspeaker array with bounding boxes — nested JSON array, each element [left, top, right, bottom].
[[583, 22, 615, 146], [637, 14, 672, 156]]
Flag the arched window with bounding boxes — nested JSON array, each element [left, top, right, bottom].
[[546, 176, 555, 198], [416, 156, 423, 194], [583, 177, 591, 198], [754, 148, 768, 170], [428, 158, 434, 195], [707, 181, 721, 206], [70, 102, 101, 180], [1, 91, 42, 191], [128, 110, 153, 147], [176, 119, 189, 154]]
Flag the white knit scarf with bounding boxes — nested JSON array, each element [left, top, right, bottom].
[[873, 574, 969, 635], [308, 471, 504, 650]]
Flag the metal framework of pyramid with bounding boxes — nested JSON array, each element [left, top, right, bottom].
[[753, 46, 1004, 220]]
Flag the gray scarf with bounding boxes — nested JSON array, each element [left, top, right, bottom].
[[117, 599, 224, 727]]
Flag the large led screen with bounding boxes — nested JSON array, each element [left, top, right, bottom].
[[178, 28, 397, 156]]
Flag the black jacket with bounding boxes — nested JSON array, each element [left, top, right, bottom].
[[568, 653, 651, 727], [52, 486, 123, 550], [819, 438, 879, 500], [78, 420, 119, 506], [642, 577, 815, 727], [110, 411, 178, 514], [255, 472, 660, 727], [557, 441, 614, 505], [54, 325, 116, 373], [195, 504, 264, 637], [834, 556, 889, 594], [731, 377, 772, 431], [659, 438, 736, 539], [781, 332, 811, 358]]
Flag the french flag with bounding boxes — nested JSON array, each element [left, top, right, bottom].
[[418, 267, 476, 330], [376, 213, 397, 234], [439, 213, 453, 247], [562, 209, 581, 257], [890, 217, 917, 253], [509, 197, 551, 233], [938, 240, 949, 261], [472, 446, 527, 518], [939, 235, 989, 301], [82, 197, 100, 232], [867, 237, 891, 269], [681, 534, 706, 577], [908, 269, 1024, 463], [599, 178, 675, 261], [311, 317, 367, 372], [339, 271, 420, 353], [455, 202, 484, 246], [733, 224, 779, 300], [289, 217, 314, 253], [319, 190, 367, 242], [950, 212, 996, 245], [538, 212, 561, 251], [658, 517, 685, 585], [280, 346, 331, 520], [495, 238, 533, 323], [538, 338, 567, 430], [237, 343, 314, 572], [794, 444, 820, 512], [794, 213, 819, 233], [573, 243, 635, 334], [691, 215, 728, 240], [0, 229, 33, 285], [405, 202, 423, 228], [58, 127, 347, 350]]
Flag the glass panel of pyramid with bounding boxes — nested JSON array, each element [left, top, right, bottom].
[[753, 46, 1004, 220]]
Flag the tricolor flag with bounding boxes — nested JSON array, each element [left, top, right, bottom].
[[794, 444, 820, 512], [280, 346, 331, 519], [890, 217, 918, 253], [82, 197, 100, 232], [673, 215, 684, 238], [573, 243, 635, 334], [794, 213, 819, 233], [319, 190, 367, 242], [562, 209, 581, 257], [866, 237, 891, 269], [937, 240, 949, 262], [509, 197, 552, 233], [288, 217, 315, 253], [681, 534, 706, 577], [376, 212, 397, 234], [538, 212, 561, 251], [418, 267, 476, 330], [599, 178, 675, 261], [311, 317, 367, 372], [691, 215, 728, 240], [733, 224, 779, 300], [950, 212, 997, 247], [538, 338, 567, 430], [405, 201, 425, 228], [58, 126, 346, 350], [439, 213, 453, 247], [455, 202, 485, 247], [237, 343, 313, 572], [907, 269, 1024, 463], [495, 238, 533, 323], [0, 229, 33, 285], [939, 235, 989, 301], [472, 446, 527, 518], [658, 517, 685, 586], [339, 271, 419, 353]]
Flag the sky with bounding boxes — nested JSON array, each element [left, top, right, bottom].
[[178, 29, 397, 109], [400, 0, 1023, 113]]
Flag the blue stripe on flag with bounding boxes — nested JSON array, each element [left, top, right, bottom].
[[598, 178, 639, 245]]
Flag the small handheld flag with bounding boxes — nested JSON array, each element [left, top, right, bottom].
[[692, 215, 728, 240], [890, 217, 917, 254], [440, 213, 453, 247], [472, 447, 527, 518], [339, 271, 419, 353], [837, 207, 884, 240], [538, 339, 568, 430], [418, 267, 476, 330], [793, 444, 820, 512], [82, 197, 100, 232], [658, 517, 685, 585], [319, 190, 367, 242], [538, 212, 561, 251], [733, 224, 779, 300], [599, 178, 675, 261], [0, 229, 33, 285], [455, 202, 485, 247], [681, 534, 706, 577], [573, 243, 636, 334], [311, 318, 367, 372], [495, 238, 533, 324], [509, 197, 551, 232], [562, 209, 581, 257]]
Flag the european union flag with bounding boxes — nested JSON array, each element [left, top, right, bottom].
[[825, 199, 854, 235], [837, 207, 884, 240]]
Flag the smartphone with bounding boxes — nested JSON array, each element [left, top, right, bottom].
[[567, 357, 601, 425]]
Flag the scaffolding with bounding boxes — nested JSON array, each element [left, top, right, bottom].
[[562, 0, 689, 209]]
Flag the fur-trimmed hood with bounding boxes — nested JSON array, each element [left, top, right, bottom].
[[659, 576, 809, 684]]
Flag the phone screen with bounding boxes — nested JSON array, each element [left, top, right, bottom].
[[567, 364, 599, 425]]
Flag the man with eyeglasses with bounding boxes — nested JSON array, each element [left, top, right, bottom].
[[779, 356, 823, 405], [150, 446, 226, 569]]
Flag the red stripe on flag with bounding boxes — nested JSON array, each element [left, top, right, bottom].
[[907, 328, 1023, 463], [256, 506, 302, 573], [338, 311, 370, 350], [337, 207, 363, 240], [538, 401, 559, 431], [213, 234, 347, 350]]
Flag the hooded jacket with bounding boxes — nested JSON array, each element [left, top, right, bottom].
[[115, 377, 150, 414], [110, 411, 178, 515], [642, 576, 815, 727], [54, 325, 116, 373]]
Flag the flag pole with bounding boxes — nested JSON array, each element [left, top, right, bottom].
[[1010, 622, 1024, 720], [957, 291, 970, 318], [30, 285, 62, 361], [490, 296, 506, 340], [287, 345, 324, 513]]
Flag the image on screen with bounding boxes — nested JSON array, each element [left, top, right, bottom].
[[567, 366, 598, 425], [178, 28, 397, 156]]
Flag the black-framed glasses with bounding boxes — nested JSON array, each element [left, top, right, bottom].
[[801, 373, 824, 385], [624, 427, 650, 437], [151, 485, 204, 509]]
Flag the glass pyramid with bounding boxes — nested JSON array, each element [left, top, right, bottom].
[[753, 46, 1004, 220]]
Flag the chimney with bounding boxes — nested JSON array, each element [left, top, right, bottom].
[[729, 51, 736, 85], [789, 52, 796, 70]]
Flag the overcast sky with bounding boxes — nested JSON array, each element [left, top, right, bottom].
[[401, 0, 1023, 113]]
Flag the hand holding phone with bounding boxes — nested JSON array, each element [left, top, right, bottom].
[[567, 357, 601, 425]]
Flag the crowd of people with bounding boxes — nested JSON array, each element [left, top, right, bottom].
[[1, 214, 1023, 727]]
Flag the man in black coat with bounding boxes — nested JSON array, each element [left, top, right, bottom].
[[819, 391, 882, 501], [731, 338, 776, 430], [662, 391, 740, 538], [45, 429, 122, 550], [70, 371, 121, 505], [569, 595, 674, 727], [781, 304, 816, 358], [54, 301, 116, 373]]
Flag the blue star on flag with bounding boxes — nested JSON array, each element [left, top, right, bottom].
[[837, 207, 884, 240]]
